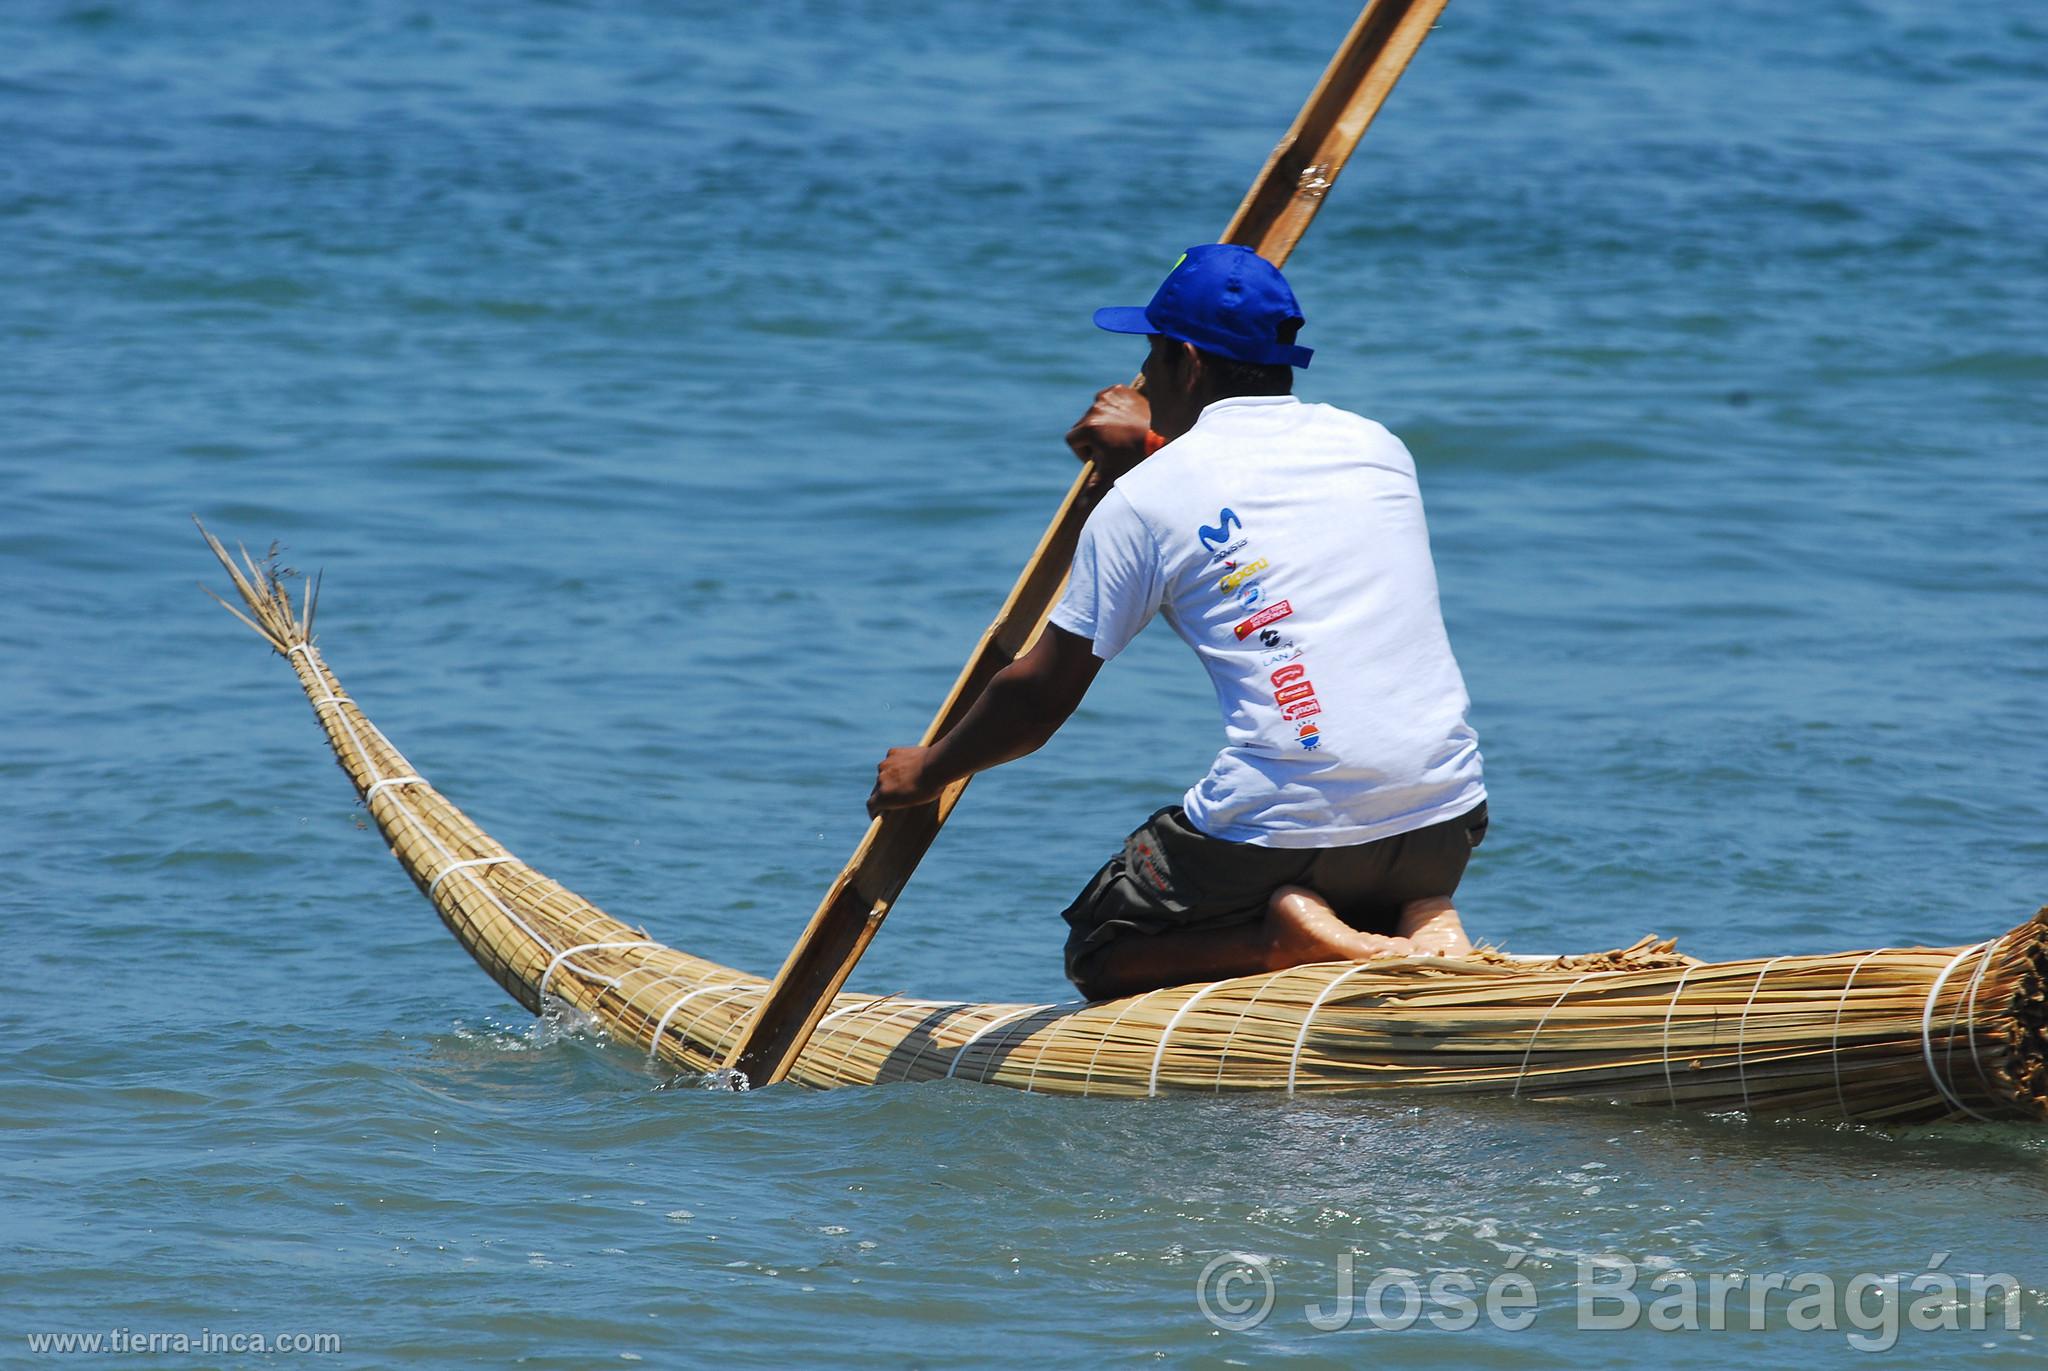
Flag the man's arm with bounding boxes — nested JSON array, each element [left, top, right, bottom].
[[865, 386, 1159, 817], [866, 623, 1103, 816]]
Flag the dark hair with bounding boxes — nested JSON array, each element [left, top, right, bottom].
[[1194, 317, 1300, 397], [1197, 350, 1295, 397]]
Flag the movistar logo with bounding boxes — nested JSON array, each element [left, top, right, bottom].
[[1197, 508, 1243, 552]]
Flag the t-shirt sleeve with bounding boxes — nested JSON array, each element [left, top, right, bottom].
[[1048, 488, 1165, 661]]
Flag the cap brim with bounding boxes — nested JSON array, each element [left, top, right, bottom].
[[1092, 306, 1155, 336]]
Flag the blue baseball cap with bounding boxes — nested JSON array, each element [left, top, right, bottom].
[[1093, 243, 1313, 369]]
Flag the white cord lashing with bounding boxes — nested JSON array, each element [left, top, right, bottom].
[[687, 985, 770, 1063], [1659, 964, 1697, 1108], [1829, 948, 1890, 1120], [280, 633, 588, 1008], [1734, 956, 1785, 1111], [830, 999, 930, 1081], [646, 982, 746, 1061], [289, 646, 349, 709], [536, 940, 662, 1000], [1077, 989, 1163, 1099], [1023, 996, 1114, 1096], [1148, 984, 1223, 1098], [616, 973, 694, 1031], [974, 1002, 1084, 1086], [1207, 968, 1301, 1092], [1512, 974, 1594, 1101], [303, 664, 563, 960], [363, 776, 425, 804], [1921, 942, 1994, 1122], [428, 855, 515, 899], [1956, 936, 2007, 1100], [1287, 963, 1379, 1096], [950, 1005, 1046, 1083], [806, 995, 894, 1060]]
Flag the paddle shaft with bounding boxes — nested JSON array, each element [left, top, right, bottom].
[[722, 0, 1452, 1087]]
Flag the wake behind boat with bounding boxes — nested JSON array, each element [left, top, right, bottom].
[[201, 529, 2048, 1121]]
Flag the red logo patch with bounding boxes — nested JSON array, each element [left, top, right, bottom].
[[1234, 600, 1293, 640]]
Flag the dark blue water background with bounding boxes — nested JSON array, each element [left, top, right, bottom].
[[3, 1, 2044, 1365]]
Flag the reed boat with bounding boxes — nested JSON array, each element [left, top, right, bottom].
[[202, 532, 2048, 1122]]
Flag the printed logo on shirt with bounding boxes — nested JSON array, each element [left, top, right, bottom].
[[1270, 662, 1324, 743], [1216, 559, 1268, 594], [1197, 508, 1243, 554], [1233, 600, 1293, 640], [1191, 508, 1334, 749]]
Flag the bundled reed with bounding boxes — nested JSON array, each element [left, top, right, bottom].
[[201, 529, 2048, 1122]]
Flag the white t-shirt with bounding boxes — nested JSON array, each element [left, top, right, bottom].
[[1049, 393, 1485, 848]]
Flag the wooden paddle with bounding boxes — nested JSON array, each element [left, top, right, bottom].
[[722, 0, 1453, 1088]]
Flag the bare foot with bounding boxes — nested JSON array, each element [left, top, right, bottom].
[[1262, 885, 1419, 970], [1398, 896, 1472, 957]]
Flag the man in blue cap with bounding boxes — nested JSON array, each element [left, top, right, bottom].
[[868, 244, 1487, 999]]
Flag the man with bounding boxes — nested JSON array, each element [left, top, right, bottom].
[[868, 244, 1487, 1000]]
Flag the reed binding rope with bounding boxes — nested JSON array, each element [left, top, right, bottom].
[[1921, 943, 1993, 1122]]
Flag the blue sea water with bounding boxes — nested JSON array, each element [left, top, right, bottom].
[[3, 0, 2045, 1365]]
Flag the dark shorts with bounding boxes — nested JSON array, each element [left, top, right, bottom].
[[1059, 801, 1488, 991]]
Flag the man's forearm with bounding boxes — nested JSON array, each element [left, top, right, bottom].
[[868, 622, 1100, 817], [922, 661, 1071, 786]]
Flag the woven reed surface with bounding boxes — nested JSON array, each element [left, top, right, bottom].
[[205, 538, 2048, 1122]]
